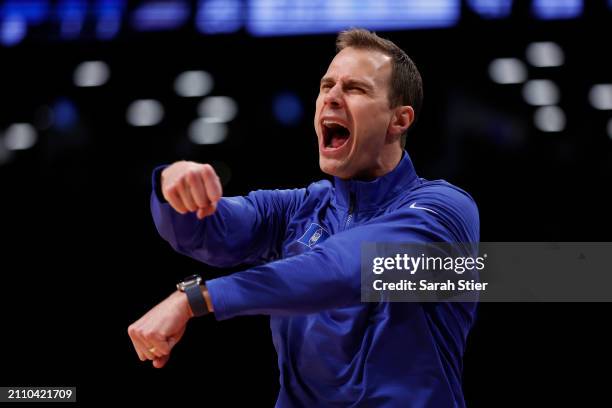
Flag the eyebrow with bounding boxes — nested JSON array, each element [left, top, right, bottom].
[[320, 77, 374, 92]]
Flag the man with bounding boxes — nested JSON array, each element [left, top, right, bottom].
[[129, 28, 479, 407]]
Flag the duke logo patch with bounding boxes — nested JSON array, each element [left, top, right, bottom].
[[297, 223, 330, 248]]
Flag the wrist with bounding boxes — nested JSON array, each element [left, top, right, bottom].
[[175, 286, 212, 318], [176, 274, 212, 317], [201, 285, 214, 313], [173, 290, 194, 319]]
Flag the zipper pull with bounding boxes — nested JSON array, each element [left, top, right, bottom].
[[345, 192, 355, 228]]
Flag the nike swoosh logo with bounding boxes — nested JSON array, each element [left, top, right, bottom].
[[409, 202, 439, 215]]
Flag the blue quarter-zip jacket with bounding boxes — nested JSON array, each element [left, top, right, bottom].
[[151, 151, 480, 407]]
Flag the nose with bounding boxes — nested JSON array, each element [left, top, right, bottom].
[[323, 83, 344, 108]]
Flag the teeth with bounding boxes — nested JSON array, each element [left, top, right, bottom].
[[323, 120, 345, 128]]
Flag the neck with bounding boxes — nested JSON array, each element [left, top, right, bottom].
[[332, 149, 419, 211], [352, 145, 403, 181]]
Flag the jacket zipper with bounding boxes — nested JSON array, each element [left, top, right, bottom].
[[345, 192, 355, 230]]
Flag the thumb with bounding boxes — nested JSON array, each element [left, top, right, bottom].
[[168, 336, 179, 350], [196, 204, 217, 219], [152, 336, 179, 368], [167, 324, 186, 351], [153, 355, 170, 369]]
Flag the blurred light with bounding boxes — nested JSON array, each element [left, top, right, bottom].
[[126, 99, 164, 127], [0, 14, 27, 46], [95, 0, 126, 14], [96, 14, 120, 40], [0, 1, 50, 25], [522, 79, 560, 106], [532, 0, 582, 20], [534, 106, 566, 132], [467, 0, 513, 19], [58, 0, 87, 39], [174, 71, 213, 97], [589, 84, 612, 110], [73, 61, 110, 87], [132, 1, 189, 31], [198, 96, 238, 122], [488, 58, 527, 84], [526, 42, 564, 67], [52, 98, 78, 131], [95, 0, 125, 40], [196, 0, 243, 34], [61, 19, 83, 39], [247, 0, 460, 36], [4, 123, 38, 150], [188, 119, 227, 144], [273, 91, 303, 126]]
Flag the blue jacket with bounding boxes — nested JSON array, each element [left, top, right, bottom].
[[151, 151, 480, 407]]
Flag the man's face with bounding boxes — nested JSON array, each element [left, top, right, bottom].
[[315, 47, 397, 179]]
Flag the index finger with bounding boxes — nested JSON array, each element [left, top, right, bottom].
[[153, 355, 170, 369], [128, 326, 148, 362], [201, 164, 222, 203]]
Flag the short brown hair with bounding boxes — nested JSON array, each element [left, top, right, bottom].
[[336, 28, 423, 147]]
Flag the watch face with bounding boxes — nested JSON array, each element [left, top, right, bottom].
[[178, 274, 202, 290]]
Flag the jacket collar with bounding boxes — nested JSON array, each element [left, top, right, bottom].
[[333, 150, 420, 211]]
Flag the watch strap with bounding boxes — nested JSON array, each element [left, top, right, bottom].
[[184, 283, 209, 317]]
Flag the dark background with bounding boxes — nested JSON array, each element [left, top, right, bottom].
[[1, 1, 611, 406]]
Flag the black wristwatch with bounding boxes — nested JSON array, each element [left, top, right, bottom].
[[177, 274, 209, 317]]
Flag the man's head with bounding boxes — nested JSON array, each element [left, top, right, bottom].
[[315, 28, 423, 180]]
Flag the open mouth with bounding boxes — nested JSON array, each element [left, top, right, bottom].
[[322, 120, 351, 150]]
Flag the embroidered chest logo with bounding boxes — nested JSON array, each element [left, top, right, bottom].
[[297, 223, 330, 248]]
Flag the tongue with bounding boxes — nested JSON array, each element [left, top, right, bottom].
[[330, 134, 348, 148]]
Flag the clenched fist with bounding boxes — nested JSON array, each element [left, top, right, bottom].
[[161, 161, 223, 219], [127, 291, 192, 368]]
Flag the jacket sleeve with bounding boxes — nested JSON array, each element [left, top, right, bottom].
[[150, 166, 304, 267], [206, 188, 480, 320]]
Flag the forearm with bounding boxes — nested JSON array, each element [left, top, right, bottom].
[[151, 169, 301, 266], [203, 208, 462, 320], [205, 242, 361, 320]]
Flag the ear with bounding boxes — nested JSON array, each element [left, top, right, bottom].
[[387, 105, 415, 141]]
